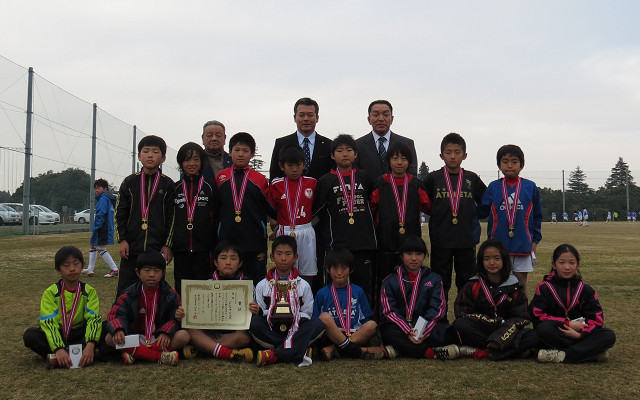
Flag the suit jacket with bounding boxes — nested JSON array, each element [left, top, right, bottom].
[[353, 131, 418, 184], [269, 132, 333, 181]]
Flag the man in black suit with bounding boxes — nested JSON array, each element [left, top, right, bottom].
[[354, 100, 418, 182], [269, 97, 333, 181]]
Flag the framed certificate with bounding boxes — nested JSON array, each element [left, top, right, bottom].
[[181, 280, 253, 330]]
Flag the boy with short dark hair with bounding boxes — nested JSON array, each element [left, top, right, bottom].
[[479, 144, 542, 292], [82, 178, 120, 278], [249, 236, 325, 366], [115, 135, 175, 295], [379, 236, 460, 360], [424, 132, 486, 300], [268, 144, 318, 285], [215, 132, 276, 285], [313, 134, 377, 303], [23, 246, 103, 368], [106, 251, 190, 366], [313, 248, 394, 360]]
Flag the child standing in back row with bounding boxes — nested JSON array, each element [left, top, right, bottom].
[[530, 244, 616, 363], [478, 144, 542, 292]]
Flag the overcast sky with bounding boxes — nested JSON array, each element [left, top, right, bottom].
[[2, 1, 639, 190]]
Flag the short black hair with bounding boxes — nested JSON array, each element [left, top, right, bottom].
[[440, 132, 466, 154], [272, 235, 297, 255], [497, 144, 525, 168], [386, 141, 413, 171], [55, 246, 84, 270], [324, 248, 355, 271], [368, 100, 393, 115], [136, 251, 166, 271], [279, 144, 306, 165], [229, 132, 256, 154], [331, 134, 358, 154], [94, 178, 109, 189], [213, 240, 244, 264], [177, 142, 207, 174], [138, 135, 167, 156], [399, 235, 428, 257], [476, 239, 512, 282], [294, 97, 319, 114]]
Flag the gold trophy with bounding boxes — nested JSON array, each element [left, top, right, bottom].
[[271, 280, 294, 332]]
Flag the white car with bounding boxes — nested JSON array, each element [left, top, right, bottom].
[[74, 209, 91, 224], [32, 205, 61, 225], [0, 205, 21, 225]]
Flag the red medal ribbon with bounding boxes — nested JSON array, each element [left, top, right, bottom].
[[60, 282, 81, 340], [229, 168, 250, 217], [181, 175, 205, 226], [479, 277, 508, 311], [390, 174, 409, 228], [330, 283, 352, 336], [442, 167, 464, 218], [142, 287, 158, 344], [140, 171, 161, 223], [284, 177, 303, 229], [397, 267, 422, 322], [544, 280, 584, 318], [336, 168, 356, 216], [501, 177, 522, 231]]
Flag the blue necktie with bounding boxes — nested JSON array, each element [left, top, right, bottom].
[[378, 136, 387, 162], [303, 137, 311, 174]]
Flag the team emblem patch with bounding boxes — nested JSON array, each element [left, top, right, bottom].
[[305, 188, 313, 198]]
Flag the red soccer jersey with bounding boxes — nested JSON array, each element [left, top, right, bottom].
[[268, 176, 316, 226]]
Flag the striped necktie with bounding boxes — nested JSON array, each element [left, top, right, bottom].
[[378, 136, 387, 162], [303, 137, 311, 174]]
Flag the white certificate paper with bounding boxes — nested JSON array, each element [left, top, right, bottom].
[[115, 334, 141, 349], [182, 280, 253, 330], [412, 316, 427, 340], [69, 344, 82, 368]]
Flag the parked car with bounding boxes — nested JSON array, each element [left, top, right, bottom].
[[0, 205, 22, 225], [32, 205, 61, 225], [74, 209, 91, 224]]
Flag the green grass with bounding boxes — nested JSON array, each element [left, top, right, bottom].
[[1, 222, 639, 399]]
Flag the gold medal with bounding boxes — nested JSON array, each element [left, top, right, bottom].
[[509, 230, 515, 238], [235, 215, 242, 223], [399, 225, 406, 234], [279, 324, 287, 332], [187, 222, 193, 230], [141, 222, 148, 230], [348, 217, 355, 225], [452, 217, 458, 225], [290, 230, 296, 238]]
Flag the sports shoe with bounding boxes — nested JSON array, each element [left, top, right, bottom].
[[46, 354, 59, 369], [159, 351, 179, 366], [122, 352, 136, 365], [256, 349, 277, 367], [433, 344, 460, 361], [361, 346, 386, 360], [459, 345, 489, 359], [383, 345, 397, 359], [593, 350, 609, 362], [321, 344, 338, 361], [537, 349, 565, 363], [81, 268, 95, 277], [181, 345, 198, 360], [231, 348, 254, 363], [104, 270, 119, 278]]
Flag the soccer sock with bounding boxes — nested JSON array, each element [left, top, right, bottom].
[[125, 345, 161, 362], [88, 249, 97, 271], [338, 338, 362, 358], [149, 342, 174, 352], [100, 250, 118, 271], [212, 343, 233, 359], [424, 348, 436, 359]]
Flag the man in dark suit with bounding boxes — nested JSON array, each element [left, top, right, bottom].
[[354, 100, 418, 183], [269, 97, 333, 181], [201, 120, 232, 181]]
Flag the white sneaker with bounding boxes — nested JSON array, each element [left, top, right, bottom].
[[537, 349, 566, 363], [433, 344, 460, 360]]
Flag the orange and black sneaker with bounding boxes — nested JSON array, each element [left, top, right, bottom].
[[256, 349, 278, 367]]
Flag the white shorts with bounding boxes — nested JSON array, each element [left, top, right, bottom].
[[279, 223, 317, 276], [510, 255, 534, 273], [91, 245, 108, 251]]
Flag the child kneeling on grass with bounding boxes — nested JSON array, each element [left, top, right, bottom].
[[249, 235, 325, 366], [184, 241, 256, 362], [105, 251, 190, 366], [313, 248, 395, 360], [23, 246, 103, 368], [530, 243, 616, 363], [453, 239, 538, 360], [379, 236, 460, 360]]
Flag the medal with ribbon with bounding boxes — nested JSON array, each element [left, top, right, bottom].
[[390, 175, 409, 234], [142, 287, 158, 345], [501, 177, 522, 238], [182, 175, 204, 231], [140, 171, 161, 230], [479, 277, 508, 315], [398, 268, 422, 323], [442, 167, 463, 225], [336, 169, 356, 225], [230, 168, 250, 223], [544, 280, 584, 319], [285, 177, 303, 238], [60, 282, 81, 341], [330, 283, 352, 337]]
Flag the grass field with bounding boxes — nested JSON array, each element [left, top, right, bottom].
[[1, 222, 639, 399]]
